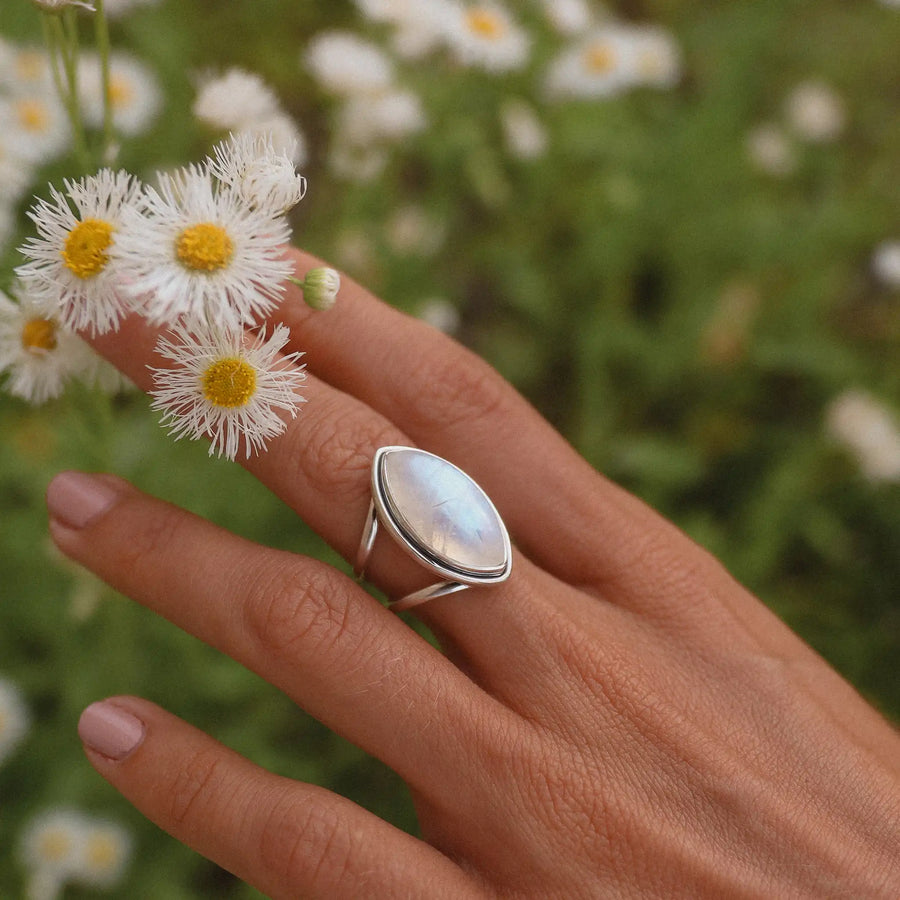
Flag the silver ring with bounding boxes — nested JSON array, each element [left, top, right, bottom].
[[354, 446, 512, 611]]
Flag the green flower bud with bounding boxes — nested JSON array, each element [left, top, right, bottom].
[[301, 267, 341, 311]]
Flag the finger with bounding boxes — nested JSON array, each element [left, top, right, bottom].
[[87, 313, 473, 602], [273, 250, 777, 625], [78, 697, 479, 900], [47, 471, 518, 791]]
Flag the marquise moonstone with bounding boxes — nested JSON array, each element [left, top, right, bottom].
[[380, 448, 508, 574]]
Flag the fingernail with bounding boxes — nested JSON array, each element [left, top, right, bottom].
[[47, 471, 120, 530], [78, 701, 145, 761]]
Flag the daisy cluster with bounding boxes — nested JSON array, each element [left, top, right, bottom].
[[3, 132, 321, 460], [301, 0, 682, 183], [0, 33, 161, 257], [19, 807, 132, 900]]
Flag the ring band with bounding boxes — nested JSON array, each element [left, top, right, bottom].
[[354, 446, 512, 611]]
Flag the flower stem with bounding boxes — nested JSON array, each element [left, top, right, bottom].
[[42, 10, 93, 172], [93, 0, 116, 160]]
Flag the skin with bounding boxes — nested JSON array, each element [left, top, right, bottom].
[[48, 248, 900, 899]]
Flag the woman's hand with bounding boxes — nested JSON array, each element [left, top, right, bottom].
[[47, 248, 900, 898]]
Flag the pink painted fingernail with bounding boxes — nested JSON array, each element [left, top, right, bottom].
[[47, 471, 120, 530], [78, 701, 145, 761]]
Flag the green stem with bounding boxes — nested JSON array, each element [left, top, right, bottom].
[[43, 10, 92, 172], [93, 0, 116, 160]]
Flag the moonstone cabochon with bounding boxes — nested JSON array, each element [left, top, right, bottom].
[[375, 447, 511, 580]]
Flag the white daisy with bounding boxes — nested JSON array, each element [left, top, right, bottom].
[[418, 297, 460, 333], [0, 41, 54, 94], [385, 204, 445, 256], [442, 1, 531, 72], [0, 134, 34, 207], [746, 123, 797, 177], [304, 31, 394, 96], [544, 27, 637, 99], [78, 52, 162, 137], [0, 92, 70, 165], [19, 809, 89, 884], [150, 322, 307, 460], [0, 677, 30, 767], [539, 0, 593, 35], [208, 132, 307, 216], [872, 240, 900, 288], [116, 164, 293, 329], [784, 80, 845, 143], [354, 0, 455, 60], [193, 68, 282, 131], [71, 820, 132, 889], [500, 98, 548, 160], [628, 25, 682, 88], [826, 390, 900, 483], [17, 168, 143, 335], [0, 285, 94, 404], [336, 88, 427, 144]]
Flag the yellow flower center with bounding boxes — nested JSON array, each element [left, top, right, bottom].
[[38, 830, 72, 863], [466, 8, 505, 40], [202, 357, 257, 408], [16, 98, 49, 133], [85, 834, 118, 871], [584, 43, 617, 74], [62, 218, 114, 279], [108, 75, 134, 110], [176, 223, 234, 272], [21, 317, 58, 354]]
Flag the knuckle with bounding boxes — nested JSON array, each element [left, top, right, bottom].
[[403, 349, 509, 434], [258, 794, 354, 894], [303, 401, 399, 500], [165, 745, 224, 828], [242, 561, 359, 662], [115, 499, 185, 571]]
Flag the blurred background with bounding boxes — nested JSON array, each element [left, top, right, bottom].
[[1, 0, 898, 896]]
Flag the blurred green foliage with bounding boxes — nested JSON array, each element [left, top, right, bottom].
[[1, 0, 898, 896]]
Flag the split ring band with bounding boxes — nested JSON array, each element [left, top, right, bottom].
[[354, 446, 512, 611]]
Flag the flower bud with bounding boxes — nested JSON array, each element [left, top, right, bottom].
[[301, 267, 341, 311]]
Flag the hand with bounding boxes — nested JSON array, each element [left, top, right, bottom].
[[47, 248, 900, 899]]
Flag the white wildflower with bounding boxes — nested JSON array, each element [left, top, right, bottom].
[[0, 285, 95, 404], [71, 820, 132, 889], [385, 204, 445, 256], [500, 98, 548, 160], [304, 31, 395, 96], [208, 132, 307, 216], [871, 240, 900, 288], [418, 297, 460, 334], [116, 164, 292, 329], [544, 27, 637, 99], [354, 0, 455, 59], [539, 0, 593, 35], [629, 25, 682, 88], [0, 677, 30, 767], [746, 123, 796, 177], [19, 809, 88, 884], [193, 68, 282, 131], [150, 322, 307, 460], [29, 0, 96, 12], [442, 1, 531, 73], [78, 52, 162, 136], [17, 169, 143, 335], [785, 80, 845, 143], [336, 88, 427, 144], [0, 93, 70, 165], [826, 390, 900, 483], [103, 0, 162, 17], [0, 41, 54, 94]]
